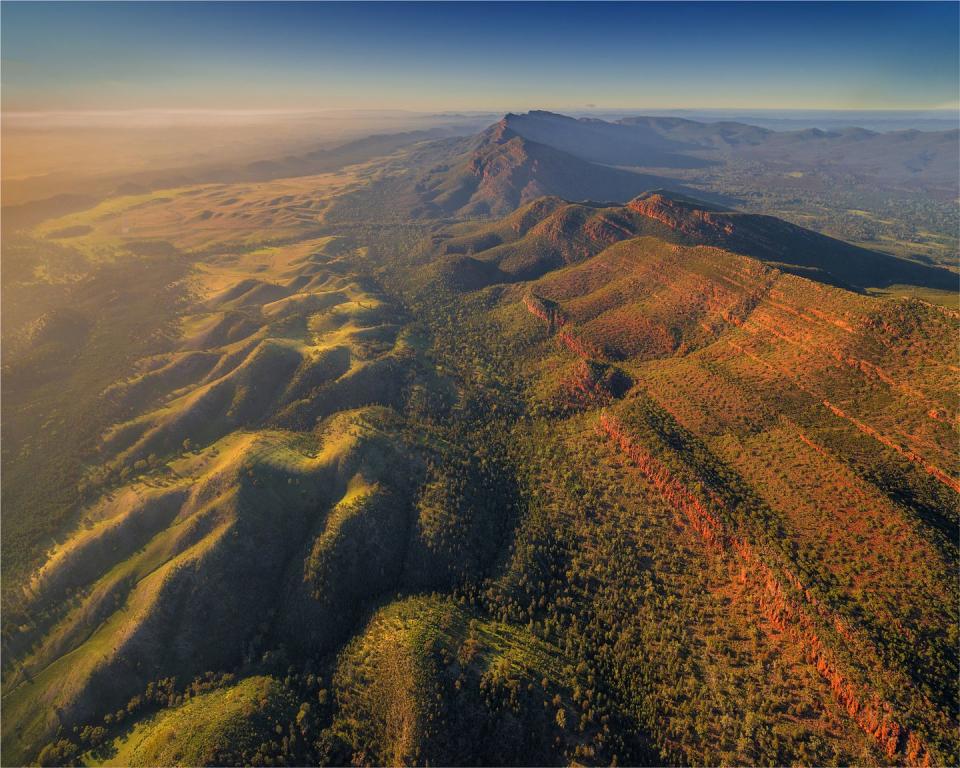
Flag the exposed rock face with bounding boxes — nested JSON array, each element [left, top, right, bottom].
[[524, 292, 603, 360], [555, 360, 632, 411], [628, 193, 736, 241], [524, 293, 632, 411], [819, 398, 960, 495], [555, 329, 602, 360], [523, 293, 566, 332], [597, 411, 933, 766], [727, 335, 960, 497]]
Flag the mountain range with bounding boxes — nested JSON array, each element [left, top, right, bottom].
[[503, 110, 960, 191], [2, 112, 957, 767]]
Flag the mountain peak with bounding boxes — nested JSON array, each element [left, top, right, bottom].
[[524, 109, 574, 120], [483, 116, 523, 144]]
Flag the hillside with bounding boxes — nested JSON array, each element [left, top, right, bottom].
[[306, 111, 958, 269], [486, 111, 960, 268], [425, 190, 956, 295], [435, 218, 959, 765], [1, 224, 514, 765], [2, 117, 957, 767]]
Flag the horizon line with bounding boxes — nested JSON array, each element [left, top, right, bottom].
[[4, 106, 960, 118]]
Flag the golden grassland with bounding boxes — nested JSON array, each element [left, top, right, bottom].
[[33, 162, 384, 255]]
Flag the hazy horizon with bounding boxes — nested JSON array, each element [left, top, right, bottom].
[[3, 2, 958, 112], [5, 106, 958, 130]]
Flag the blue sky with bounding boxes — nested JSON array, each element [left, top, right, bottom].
[[3, 2, 958, 111]]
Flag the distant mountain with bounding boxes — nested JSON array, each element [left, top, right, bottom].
[[501, 110, 960, 191], [398, 111, 957, 231], [731, 126, 960, 189], [496, 110, 719, 168]]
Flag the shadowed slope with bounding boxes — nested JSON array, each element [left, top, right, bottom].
[[627, 191, 958, 291], [426, 190, 957, 295]]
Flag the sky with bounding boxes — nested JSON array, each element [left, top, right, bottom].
[[2, 1, 958, 113]]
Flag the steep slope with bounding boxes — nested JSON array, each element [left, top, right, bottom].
[[626, 192, 958, 290]]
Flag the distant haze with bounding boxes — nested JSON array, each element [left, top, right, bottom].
[[2, 2, 957, 112], [5, 108, 958, 134], [571, 109, 960, 133]]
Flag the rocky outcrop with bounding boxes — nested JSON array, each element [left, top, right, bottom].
[[524, 292, 607, 361], [599, 412, 727, 550], [725, 338, 960, 496], [820, 399, 960, 495], [628, 193, 735, 241], [523, 293, 566, 331], [558, 360, 631, 410], [556, 329, 602, 360]]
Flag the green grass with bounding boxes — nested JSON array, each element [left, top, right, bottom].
[[864, 283, 959, 308], [86, 675, 296, 767]]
